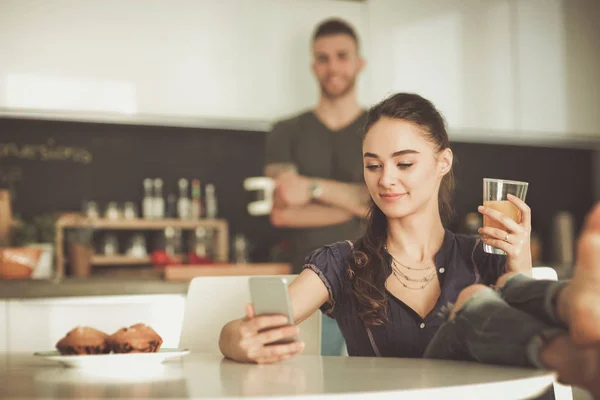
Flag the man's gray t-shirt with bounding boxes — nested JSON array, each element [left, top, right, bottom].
[[265, 110, 368, 273]]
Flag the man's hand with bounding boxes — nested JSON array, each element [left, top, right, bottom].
[[274, 172, 312, 207]]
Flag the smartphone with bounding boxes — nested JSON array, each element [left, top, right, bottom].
[[248, 276, 298, 344]]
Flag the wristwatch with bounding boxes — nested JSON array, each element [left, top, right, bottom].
[[309, 180, 323, 200]]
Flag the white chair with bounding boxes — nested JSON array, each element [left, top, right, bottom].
[[179, 275, 321, 355], [532, 266, 573, 400], [531, 266, 559, 281]]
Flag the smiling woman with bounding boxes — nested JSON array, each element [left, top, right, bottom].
[[219, 92, 600, 399], [219, 92, 531, 361]]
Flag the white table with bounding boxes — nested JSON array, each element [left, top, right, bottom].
[[0, 352, 555, 399]]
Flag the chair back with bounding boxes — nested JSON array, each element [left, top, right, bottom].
[[179, 275, 321, 355]]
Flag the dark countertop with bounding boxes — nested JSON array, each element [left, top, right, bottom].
[[0, 278, 189, 299]]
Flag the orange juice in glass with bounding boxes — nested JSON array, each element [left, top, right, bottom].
[[483, 178, 529, 255]]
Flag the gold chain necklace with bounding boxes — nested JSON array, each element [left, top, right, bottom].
[[384, 245, 436, 271], [390, 260, 436, 290]]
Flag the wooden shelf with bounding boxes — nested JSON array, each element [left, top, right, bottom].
[[54, 213, 229, 279], [57, 214, 227, 230], [90, 255, 152, 266]]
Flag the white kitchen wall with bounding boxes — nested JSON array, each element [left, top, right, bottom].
[[366, 0, 600, 138], [0, 0, 368, 121], [0, 301, 7, 353], [1, 0, 598, 142]]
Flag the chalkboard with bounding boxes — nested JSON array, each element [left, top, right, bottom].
[[0, 116, 595, 264], [0, 117, 277, 260]]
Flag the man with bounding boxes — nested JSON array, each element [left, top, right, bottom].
[[266, 18, 369, 272], [265, 18, 370, 356]]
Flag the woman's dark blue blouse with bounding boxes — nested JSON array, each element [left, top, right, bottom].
[[302, 229, 506, 357]]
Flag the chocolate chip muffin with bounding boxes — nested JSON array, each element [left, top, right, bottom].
[[109, 323, 163, 353], [55, 326, 111, 355]]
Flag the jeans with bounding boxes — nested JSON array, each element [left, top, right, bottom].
[[424, 273, 568, 369]]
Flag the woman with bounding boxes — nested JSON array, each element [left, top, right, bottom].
[[220, 93, 600, 397]]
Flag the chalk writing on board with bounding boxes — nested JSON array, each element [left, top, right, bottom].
[[0, 166, 22, 184], [0, 138, 93, 164]]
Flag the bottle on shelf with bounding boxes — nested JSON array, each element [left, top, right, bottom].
[[177, 178, 191, 220], [142, 178, 154, 219], [191, 227, 208, 259], [233, 233, 249, 264], [191, 179, 202, 220], [166, 193, 177, 219], [153, 178, 165, 219], [164, 227, 175, 257], [205, 183, 217, 219]]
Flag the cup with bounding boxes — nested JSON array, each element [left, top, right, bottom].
[[243, 177, 275, 216], [482, 178, 529, 255], [244, 163, 297, 216]]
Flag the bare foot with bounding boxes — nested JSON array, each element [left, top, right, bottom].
[[557, 203, 600, 344], [540, 335, 600, 398]]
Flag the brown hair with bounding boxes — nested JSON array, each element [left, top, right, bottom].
[[348, 93, 455, 326], [312, 18, 359, 49]]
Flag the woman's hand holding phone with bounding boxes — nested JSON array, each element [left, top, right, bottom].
[[235, 304, 305, 364]]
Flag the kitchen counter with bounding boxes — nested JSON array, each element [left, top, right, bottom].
[[0, 263, 293, 299], [0, 277, 189, 299]]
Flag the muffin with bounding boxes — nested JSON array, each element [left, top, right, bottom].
[[55, 326, 111, 355], [109, 323, 163, 353]]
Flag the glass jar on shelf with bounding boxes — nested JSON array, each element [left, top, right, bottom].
[[188, 227, 215, 264], [105, 202, 121, 220], [123, 202, 138, 220], [83, 201, 99, 219], [102, 233, 119, 256], [126, 234, 147, 257]]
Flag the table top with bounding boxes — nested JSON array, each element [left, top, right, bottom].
[[0, 352, 555, 399]]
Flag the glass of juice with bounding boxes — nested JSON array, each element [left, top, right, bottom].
[[482, 178, 529, 255]]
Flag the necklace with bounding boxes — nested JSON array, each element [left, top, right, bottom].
[[383, 245, 436, 271], [390, 260, 436, 290], [392, 262, 436, 282]]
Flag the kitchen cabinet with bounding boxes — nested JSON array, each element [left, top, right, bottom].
[[6, 294, 185, 353], [0, 301, 6, 352], [515, 0, 600, 137], [367, 0, 600, 141], [0, 0, 368, 121], [368, 0, 515, 133]]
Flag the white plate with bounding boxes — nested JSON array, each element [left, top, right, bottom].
[[34, 348, 190, 368]]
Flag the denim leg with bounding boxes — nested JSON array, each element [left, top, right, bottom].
[[321, 315, 346, 356], [424, 287, 566, 368], [498, 273, 569, 328]]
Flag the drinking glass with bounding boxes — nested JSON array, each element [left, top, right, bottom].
[[483, 178, 529, 255]]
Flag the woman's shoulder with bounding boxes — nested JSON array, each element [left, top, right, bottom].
[[304, 240, 355, 268]]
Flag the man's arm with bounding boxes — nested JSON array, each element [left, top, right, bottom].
[[265, 166, 355, 228], [274, 173, 370, 219], [311, 178, 370, 218]]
